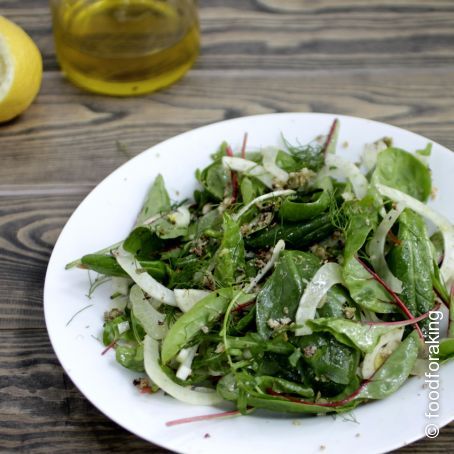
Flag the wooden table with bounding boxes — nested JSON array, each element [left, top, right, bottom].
[[1, 0, 454, 452]]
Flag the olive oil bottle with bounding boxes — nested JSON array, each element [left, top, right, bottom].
[[50, 0, 199, 96]]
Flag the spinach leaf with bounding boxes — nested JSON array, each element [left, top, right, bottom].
[[388, 209, 435, 325], [279, 189, 331, 222], [135, 174, 171, 226], [122, 227, 164, 259], [307, 318, 398, 353], [297, 333, 360, 385], [196, 160, 228, 201], [256, 250, 320, 338], [371, 148, 431, 202], [440, 338, 454, 364], [214, 214, 245, 287], [358, 331, 419, 399], [317, 285, 358, 319], [430, 230, 444, 264], [342, 195, 396, 313], [343, 259, 397, 313]]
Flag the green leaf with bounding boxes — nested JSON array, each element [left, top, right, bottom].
[[279, 189, 331, 222], [122, 227, 164, 258], [342, 195, 396, 313], [388, 209, 435, 324], [240, 176, 265, 205], [255, 376, 314, 398], [317, 285, 358, 319], [115, 343, 145, 372], [246, 213, 334, 249], [358, 331, 419, 399], [307, 318, 399, 353], [161, 289, 253, 363], [440, 338, 454, 364], [343, 259, 397, 313], [197, 160, 228, 201], [256, 251, 320, 338], [371, 148, 432, 202], [81, 254, 167, 281], [297, 333, 360, 385], [135, 174, 171, 226], [214, 214, 245, 287]]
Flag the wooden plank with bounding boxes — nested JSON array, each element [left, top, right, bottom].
[[0, 328, 451, 452], [2, 0, 454, 71], [0, 328, 169, 453], [1, 68, 453, 185], [0, 193, 86, 329]]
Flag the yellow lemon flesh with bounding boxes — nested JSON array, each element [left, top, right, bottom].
[[0, 16, 43, 123]]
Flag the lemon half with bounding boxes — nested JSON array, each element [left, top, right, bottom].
[[0, 16, 43, 123]]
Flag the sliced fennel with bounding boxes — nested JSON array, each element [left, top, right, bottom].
[[130, 285, 167, 340], [143, 336, 223, 405], [174, 289, 211, 312], [367, 205, 405, 293], [376, 183, 454, 286], [318, 154, 368, 199], [362, 327, 404, 379], [114, 246, 177, 306], [295, 262, 344, 336], [176, 345, 199, 381], [233, 189, 295, 221], [167, 205, 191, 228], [261, 147, 289, 183], [222, 156, 273, 188], [245, 240, 285, 293]]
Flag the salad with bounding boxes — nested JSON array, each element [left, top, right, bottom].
[[67, 119, 454, 420]]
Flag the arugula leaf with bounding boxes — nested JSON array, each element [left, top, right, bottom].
[[256, 251, 320, 338], [371, 148, 432, 202]]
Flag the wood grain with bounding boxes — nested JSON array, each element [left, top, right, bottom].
[[1, 0, 454, 451], [0, 192, 89, 329], [0, 329, 170, 453], [1, 68, 454, 185], [3, 0, 454, 71]]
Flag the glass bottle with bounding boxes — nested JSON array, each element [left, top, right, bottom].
[[50, 0, 199, 96]]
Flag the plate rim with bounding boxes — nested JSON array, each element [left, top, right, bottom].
[[44, 112, 454, 453]]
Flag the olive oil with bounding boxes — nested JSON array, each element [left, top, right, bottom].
[[51, 0, 199, 96]]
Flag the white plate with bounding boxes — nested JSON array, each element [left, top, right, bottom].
[[44, 113, 454, 454]]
